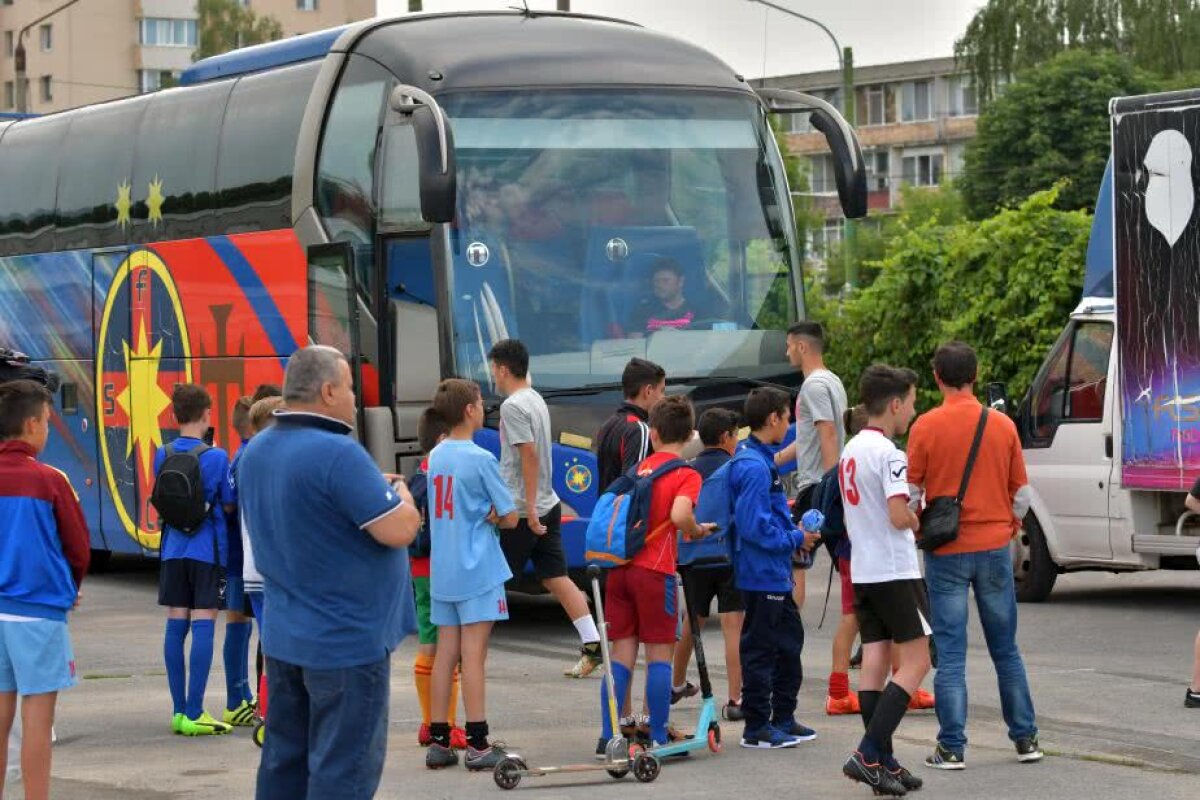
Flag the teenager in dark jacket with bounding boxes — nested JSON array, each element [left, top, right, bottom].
[[730, 388, 820, 749]]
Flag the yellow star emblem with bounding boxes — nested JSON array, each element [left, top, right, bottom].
[[147, 176, 165, 226], [115, 317, 173, 478], [115, 180, 132, 228]]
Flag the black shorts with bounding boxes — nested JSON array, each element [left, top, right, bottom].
[[681, 565, 743, 615], [159, 558, 226, 610], [502, 503, 566, 582], [853, 579, 931, 645]]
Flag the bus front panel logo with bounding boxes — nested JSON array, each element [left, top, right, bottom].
[[96, 250, 192, 551], [467, 241, 490, 267]]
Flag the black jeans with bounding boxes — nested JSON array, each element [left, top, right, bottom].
[[739, 590, 804, 732]]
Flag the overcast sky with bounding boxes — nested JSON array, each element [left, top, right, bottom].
[[375, 1, 984, 79]]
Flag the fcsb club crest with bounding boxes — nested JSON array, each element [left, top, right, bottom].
[[95, 250, 192, 550]]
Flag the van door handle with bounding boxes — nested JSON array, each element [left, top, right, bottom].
[[1104, 434, 1113, 459]]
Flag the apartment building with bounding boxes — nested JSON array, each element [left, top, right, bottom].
[[0, 0, 374, 114], [757, 56, 980, 256]]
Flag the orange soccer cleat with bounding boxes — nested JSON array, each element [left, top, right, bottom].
[[908, 688, 936, 710], [825, 692, 861, 715]]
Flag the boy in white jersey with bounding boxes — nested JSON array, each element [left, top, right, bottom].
[[839, 365, 931, 797], [424, 379, 519, 772]]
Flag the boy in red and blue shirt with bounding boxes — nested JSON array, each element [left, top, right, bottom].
[[0, 380, 90, 800], [599, 396, 713, 751]]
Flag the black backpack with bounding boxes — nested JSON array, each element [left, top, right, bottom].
[[151, 442, 212, 535]]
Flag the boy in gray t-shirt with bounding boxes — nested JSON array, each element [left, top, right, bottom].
[[488, 340, 604, 678]]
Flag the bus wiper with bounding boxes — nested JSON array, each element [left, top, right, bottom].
[[667, 375, 795, 394]]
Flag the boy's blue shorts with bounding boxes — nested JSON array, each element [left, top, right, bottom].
[[0, 619, 77, 696], [430, 584, 509, 627]]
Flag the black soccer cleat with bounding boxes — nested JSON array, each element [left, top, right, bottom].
[[843, 751, 907, 796]]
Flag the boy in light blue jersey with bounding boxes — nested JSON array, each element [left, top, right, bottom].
[[425, 379, 518, 772]]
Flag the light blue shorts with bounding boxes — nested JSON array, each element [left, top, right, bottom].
[[0, 619, 77, 696], [430, 584, 509, 627]]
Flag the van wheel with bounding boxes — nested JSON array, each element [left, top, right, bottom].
[[89, 549, 113, 573], [1012, 515, 1056, 603]]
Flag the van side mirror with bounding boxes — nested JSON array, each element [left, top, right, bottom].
[[986, 382, 1010, 416], [755, 88, 868, 219], [389, 85, 457, 224]]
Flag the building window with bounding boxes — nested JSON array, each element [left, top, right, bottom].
[[4, 31, 12, 58], [138, 69, 177, 93], [900, 80, 932, 122], [902, 153, 943, 187], [298, 0, 319, 9], [140, 18, 199, 47], [865, 150, 889, 192], [948, 76, 977, 117], [864, 84, 885, 125], [39, 24, 52, 52], [787, 88, 842, 133], [809, 153, 837, 194], [3, 81, 13, 110], [810, 219, 844, 260], [39, 75, 52, 103]]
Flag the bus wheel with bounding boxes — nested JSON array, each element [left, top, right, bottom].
[[1012, 515, 1056, 603]]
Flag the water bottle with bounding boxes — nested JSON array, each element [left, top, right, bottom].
[[794, 508, 826, 570]]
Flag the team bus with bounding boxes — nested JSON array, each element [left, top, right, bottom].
[[0, 10, 866, 570]]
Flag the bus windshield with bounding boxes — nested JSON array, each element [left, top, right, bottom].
[[441, 90, 801, 391]]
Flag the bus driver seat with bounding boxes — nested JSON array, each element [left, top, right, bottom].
[[579, 226, 706, 345]]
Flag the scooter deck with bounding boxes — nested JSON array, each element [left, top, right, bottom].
[[647, 696, 720, 759], [513, 761, 629, 777]]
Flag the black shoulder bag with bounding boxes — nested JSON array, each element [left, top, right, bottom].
[[917, 408, 989, 552]]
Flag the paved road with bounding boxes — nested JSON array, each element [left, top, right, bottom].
[[23, 558, 1200, 799]]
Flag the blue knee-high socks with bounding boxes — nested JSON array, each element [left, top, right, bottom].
[[600, 662, 633, 740], [646, 661, 672, 745], [185, 619, 216, 720], [224, 621, 253, 709], [164, 619, 190, 716]]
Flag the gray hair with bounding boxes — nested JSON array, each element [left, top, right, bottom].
[[283, 345, 347, 404]]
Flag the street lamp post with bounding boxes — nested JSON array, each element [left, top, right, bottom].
[[747, 0, 858, 290], [15, 0, 83, 114]]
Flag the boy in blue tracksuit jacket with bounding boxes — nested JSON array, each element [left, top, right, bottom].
[[730, 388, 821, 749]]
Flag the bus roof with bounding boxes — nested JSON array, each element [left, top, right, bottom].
[[180, 25, 352, 86]]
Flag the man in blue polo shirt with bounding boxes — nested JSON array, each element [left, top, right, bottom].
[[238, 346, 421, 800]]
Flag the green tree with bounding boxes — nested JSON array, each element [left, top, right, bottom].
[[818, 185, 1089, 411], [196, 0, 284, 61], [957, 0, 1200, 105], [958, 49, 1152, 218]]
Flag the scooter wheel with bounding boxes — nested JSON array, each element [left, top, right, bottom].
[[707, 723, 722, 753], [252, 721, 265, 748], [493, 757, 524, 790], [606, 766, 630, 780], [633, 752, 660, 783]]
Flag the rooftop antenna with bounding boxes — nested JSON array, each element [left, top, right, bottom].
[[506, 0, 534, 17]]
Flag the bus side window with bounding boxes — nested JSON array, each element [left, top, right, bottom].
[[216, 61, 320, 233], [56, 96, 148, 251], [131, 80, 231, 243], [0, 116, 70, 256]]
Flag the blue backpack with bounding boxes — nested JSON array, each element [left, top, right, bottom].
[[679, 449, 757, 567], [585, 459, 688, 568], [810, 464, 850, 560]]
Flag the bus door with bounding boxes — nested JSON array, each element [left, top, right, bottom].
[[94, 246, 193, 554]]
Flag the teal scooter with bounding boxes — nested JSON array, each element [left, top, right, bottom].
[[645, 573, 723, 761]]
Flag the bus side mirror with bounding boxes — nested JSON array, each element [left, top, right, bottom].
[[986, 382, 1011, 416], [755, 88, 868, 219], [390, 85, 457, 224]]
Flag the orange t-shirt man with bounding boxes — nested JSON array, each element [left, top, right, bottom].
[[907, 392, 1028, 556]]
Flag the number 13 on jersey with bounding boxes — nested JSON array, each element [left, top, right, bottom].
[[839, 458, 860, 506]]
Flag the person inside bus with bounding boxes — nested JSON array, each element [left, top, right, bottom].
[[626, 257, 705, 337]]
